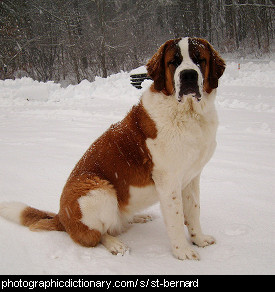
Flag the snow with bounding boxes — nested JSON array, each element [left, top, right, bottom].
[[0, 60, 274, 275]]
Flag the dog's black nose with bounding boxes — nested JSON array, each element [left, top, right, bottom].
[[180, 69, 198, 82]]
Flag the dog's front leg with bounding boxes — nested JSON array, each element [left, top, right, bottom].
[[182, 174, 216, 247], [155, 175, 199, 260]]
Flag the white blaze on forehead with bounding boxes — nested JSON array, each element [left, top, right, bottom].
[[178, 37, 191, 62], [174, 37, 203, 102]]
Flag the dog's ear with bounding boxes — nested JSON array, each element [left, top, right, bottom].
[[146, 41, 169, 92], [207, 43, 226, 91]]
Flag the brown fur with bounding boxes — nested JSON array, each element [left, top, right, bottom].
[[58, 176, 115, 246], [147, 38, 181, 95], [21, 101, 157, 247], [188, 37, 226, 94], [18, 37, 225, 250], [20, 207, 63, 230], [147, 37, 225, 96], [61, 101, 157, 208]]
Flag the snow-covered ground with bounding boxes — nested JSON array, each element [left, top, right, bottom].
[[0, 60, 274, 275]]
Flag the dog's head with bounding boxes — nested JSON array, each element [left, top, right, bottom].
[[147, 37, 225, 103]]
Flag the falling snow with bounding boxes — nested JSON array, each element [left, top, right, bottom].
[[0, 60, 274, 274]]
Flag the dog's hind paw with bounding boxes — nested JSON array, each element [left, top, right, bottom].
[[131, 214, 153, 224], [101, 233, 129, 255]]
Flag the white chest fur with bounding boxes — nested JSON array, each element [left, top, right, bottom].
[[142, 90, 218, 189]]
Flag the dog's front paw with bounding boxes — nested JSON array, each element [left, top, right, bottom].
[[191, 234, 216, 247], [172, 246, 200, 261]]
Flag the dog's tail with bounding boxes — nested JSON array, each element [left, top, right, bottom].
[[0, 202, 65, 231]]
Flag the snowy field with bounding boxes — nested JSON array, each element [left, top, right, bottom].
[[0, 60, 274, 275]]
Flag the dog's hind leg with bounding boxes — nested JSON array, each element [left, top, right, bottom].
[[59, 175, 126, 252]]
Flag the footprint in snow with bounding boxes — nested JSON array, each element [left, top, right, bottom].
[[223, 223, 252, 236]]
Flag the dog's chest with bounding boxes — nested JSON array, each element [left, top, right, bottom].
[[145, 104, 217, 184]]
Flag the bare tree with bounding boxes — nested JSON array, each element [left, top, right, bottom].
[[1, 0, 274, 83]]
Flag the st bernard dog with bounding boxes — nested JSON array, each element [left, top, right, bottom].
[[0, 37, 225, 260]]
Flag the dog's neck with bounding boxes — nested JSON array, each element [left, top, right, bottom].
[[141, 88, 217, 121]]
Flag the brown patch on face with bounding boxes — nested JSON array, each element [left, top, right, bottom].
[[147, 38, 182, 95], [188, 37, 226, 94]]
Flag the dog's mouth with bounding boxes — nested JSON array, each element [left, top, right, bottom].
[[176, 69, 202, 103], [178, 87, 202, 103]]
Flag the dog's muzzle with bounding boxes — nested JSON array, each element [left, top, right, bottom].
[[178, 69, 201, 102]]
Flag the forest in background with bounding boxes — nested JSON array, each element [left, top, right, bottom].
[[0, 0, 274, 84]]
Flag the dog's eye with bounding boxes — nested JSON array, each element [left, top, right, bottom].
[[168, 57, 181, 67], [195, 58, 206, 67], [192, 52, 205, 67]]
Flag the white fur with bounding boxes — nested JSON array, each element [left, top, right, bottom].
[[0, 202, 27, 224], [78, 185, 158, 234], [175, 37, 204, 102], [141, 86, 218, 260], [0, 37, 219, 260], [0, 39, 218, 260], [78, 85, 218, 259], [78, 184, 158, 254], [126, 185, 158, 215], [182, 174, 216, 247], [78, 189, 123, 235]]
